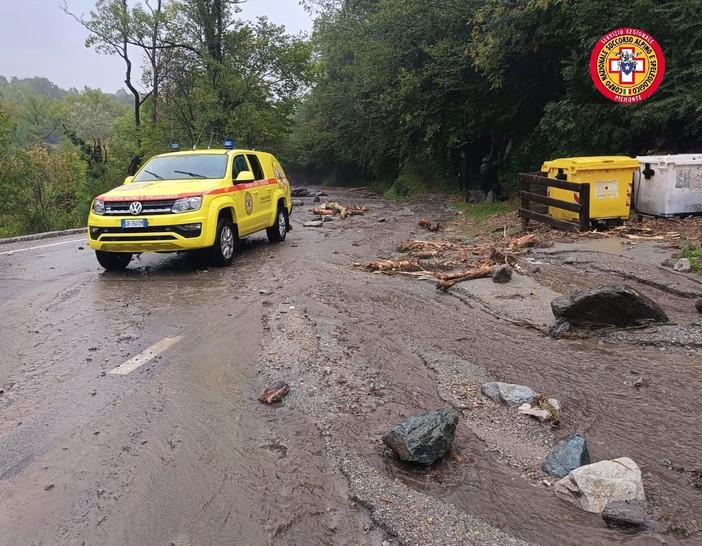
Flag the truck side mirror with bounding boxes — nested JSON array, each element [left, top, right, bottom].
[[235, 170, 255, 183]]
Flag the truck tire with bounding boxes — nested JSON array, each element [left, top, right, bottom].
[[266, 205, 288, 243], [95, 250, 133, 271], [210, 217, 237, 267]]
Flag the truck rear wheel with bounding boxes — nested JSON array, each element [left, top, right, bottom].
[[266, 205, 288, 243], [210, 218, 237, 267], [95, 250, 133, 271]]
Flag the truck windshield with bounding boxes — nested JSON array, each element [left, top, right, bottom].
[[134, 154, 228, 182]]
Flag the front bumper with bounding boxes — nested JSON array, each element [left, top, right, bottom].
[[87, 212, 210, 253]]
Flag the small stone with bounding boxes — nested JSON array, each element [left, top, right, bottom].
[[303, 221, 323, 228], [695, 298, 702, 313], [258, 381, 290, 404], [674, 258, 691, 272], [291, 199, 304, 206], [518, 403, 551, 421], [563, 256, 576, 265], [313, 196, 321, 203], [44, 483, 55, 491], [378, 217, 386, 223], [323, 367, 332, 376], [660, 258, 676, 268]]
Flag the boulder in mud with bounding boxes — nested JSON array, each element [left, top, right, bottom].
[[555, 457, 645, 513], [674, 258, 691, 272], [481, 382, 537, 407], [491, 264, 513, 284], [542, 434, 590, 478], [382, 409, 458, 465], [602, 499, 647, 529], [551, 285, 668, 327]]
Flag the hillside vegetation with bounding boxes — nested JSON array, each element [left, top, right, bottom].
[[1, 0, 700, 236]]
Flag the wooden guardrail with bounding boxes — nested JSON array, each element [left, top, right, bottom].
[[519, 172, 590, 232]]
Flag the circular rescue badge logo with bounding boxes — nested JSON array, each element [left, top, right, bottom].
[[245, 192, 253, 215], [590, 28, 665, 103]]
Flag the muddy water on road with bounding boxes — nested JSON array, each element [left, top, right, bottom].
[[250, 191, 701, 545], [296, 268, 700, 545], [2, 190, 701, 545]]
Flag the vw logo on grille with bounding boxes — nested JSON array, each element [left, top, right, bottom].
[[129, 201, 143, 215]]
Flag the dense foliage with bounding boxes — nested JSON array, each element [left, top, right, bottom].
[[293, 0, 702, 193], [2, 0, 702, 236]]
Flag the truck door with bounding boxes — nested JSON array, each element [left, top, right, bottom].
[[246, 153, 273, 230], [232, 154, 256, 236]]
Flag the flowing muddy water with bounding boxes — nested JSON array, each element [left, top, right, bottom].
[[1, 188, 700, 545], [252, 189, 702, 545]]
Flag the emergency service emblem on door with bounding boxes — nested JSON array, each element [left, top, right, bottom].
[[590, 28, 665, 103], [245, 192, 253, 215]]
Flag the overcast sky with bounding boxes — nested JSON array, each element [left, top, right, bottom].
[[0, 0, 312, 93]]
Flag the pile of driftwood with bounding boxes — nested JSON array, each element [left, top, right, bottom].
[[357, 233, 541, 289], [312, 202, 368, 219]]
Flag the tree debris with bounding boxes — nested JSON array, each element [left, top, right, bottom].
[[311, 202, 368, 219], [418, 219, 442, 231]]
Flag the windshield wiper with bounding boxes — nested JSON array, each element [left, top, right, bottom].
[[143, 169, 164, 180], [174, 169, 206, 179]]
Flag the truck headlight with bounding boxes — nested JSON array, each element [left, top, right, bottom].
[[172, 196, 203, 213], [92, 200, 105, 215]]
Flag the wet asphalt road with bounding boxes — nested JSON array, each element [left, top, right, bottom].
[[0, 225, 384, 545], [2, 192, 702, 546]]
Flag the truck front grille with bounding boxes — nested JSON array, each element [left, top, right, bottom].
[[103, 200, 177, 215]]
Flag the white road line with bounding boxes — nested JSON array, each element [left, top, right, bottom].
[[108, 336, 183, 375], [0, 238, 86, 256]]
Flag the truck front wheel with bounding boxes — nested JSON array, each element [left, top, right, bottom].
[[266, 205, 288, 243], [210, 218, 238, 267], [95, 250, 133, 271]]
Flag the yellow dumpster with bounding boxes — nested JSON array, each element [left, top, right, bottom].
[[542, 156, 639, 222]]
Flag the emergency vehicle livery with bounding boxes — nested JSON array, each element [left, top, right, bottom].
[[87, 145, 292, 270]]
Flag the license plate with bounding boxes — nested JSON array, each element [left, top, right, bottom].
[[121, 219, 147, 228]]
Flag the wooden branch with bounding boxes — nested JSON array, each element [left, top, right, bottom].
[[435, 264, 493, 289]]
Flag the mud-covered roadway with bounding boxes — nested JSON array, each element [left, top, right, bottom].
[[1, 187, 701, 546]]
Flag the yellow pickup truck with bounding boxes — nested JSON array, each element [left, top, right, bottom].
[[87, 146, 292, 270]]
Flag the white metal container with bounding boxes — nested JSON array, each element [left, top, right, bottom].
[[635, 154, 702, 216]]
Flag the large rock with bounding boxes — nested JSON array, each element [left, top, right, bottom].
[[674, 258, 691, 272], [542, 434, 590, 478], [382, 409, 458, 465], [551, 285, 668, 327], [555, 457, 645, 513], [481, 382, 537, 407], [491, 265, 513, 284], [602, 499, 647, 529]]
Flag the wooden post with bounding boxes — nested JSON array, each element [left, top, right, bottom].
[[520, 174, 531, 231], [579, 183, 590, 231]]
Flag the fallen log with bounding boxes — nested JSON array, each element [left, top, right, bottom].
[[508, 233, 539, 249], [435, 264, 493, 289], [311, 207, 335, 215], [363, 259, 423, 272]]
